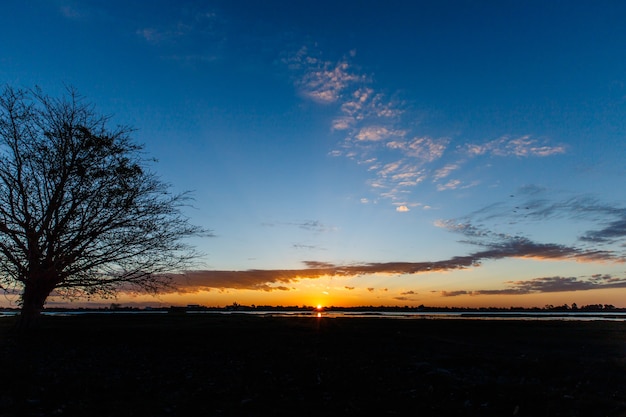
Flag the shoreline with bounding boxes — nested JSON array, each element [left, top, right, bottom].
[[3, 309, 626, 322]]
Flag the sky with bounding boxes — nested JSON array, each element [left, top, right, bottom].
[[1, 0, 626, 309]]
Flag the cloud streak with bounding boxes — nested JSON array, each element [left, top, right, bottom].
[[262, 219, 336, 233], [444, 191, 626, 251], [169, 258, 472, 294], [581, 218, 626, 244], [162, 232, 620, 294], [442, 274, 626, 296]]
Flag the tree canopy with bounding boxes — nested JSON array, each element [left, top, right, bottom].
[[0, 86, 204, 325]]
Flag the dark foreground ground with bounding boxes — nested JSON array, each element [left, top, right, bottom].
[[1, 314, 626, 416]]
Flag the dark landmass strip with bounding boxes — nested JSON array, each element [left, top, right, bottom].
[[1, 314, 626, 416]]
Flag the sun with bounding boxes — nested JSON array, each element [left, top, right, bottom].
[[316, 304, 323, 310]]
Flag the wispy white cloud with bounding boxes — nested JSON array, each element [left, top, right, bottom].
[[392, 170, 425, 186], [434, 178, 480, 192], [433, 163, 461, 180], [359, 157, 378, 166], [286, 49, 365, 104], [285, 46, 439, 205], [378, 160, 403, 177], [332, 117, 354, 131], [436, 179, 461, 191], [338, 87, 403, 123], [286, 46, 566, 210], [389, 136, 449, 161], [372, 160, 427, 195], [340, 87, 374, 116], [465, 135, 566, 158], [356, 126, 406, 142]]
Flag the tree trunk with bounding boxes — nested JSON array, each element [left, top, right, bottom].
[[16, 283, 53, 330]]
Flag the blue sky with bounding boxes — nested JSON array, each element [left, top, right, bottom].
[[2, 0, 626, 308]]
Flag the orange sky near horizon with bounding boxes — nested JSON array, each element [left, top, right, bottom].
[[10, 268, 623, 310], [28, 287, 625, 310]]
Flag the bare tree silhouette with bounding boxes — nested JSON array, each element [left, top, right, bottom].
[[0, 86, 205, 327]]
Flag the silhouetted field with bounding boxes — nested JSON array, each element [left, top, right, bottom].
[[1, 314, 625, 416]]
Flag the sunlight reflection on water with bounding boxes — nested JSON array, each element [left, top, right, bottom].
[[188, 310, 626, 322]]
